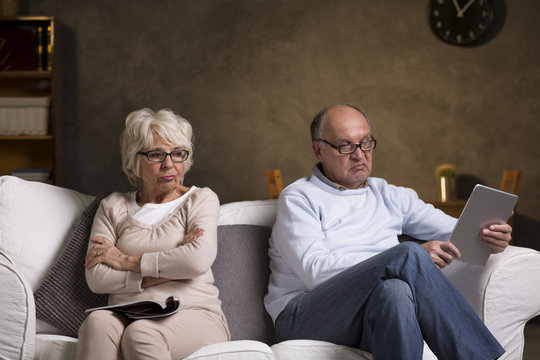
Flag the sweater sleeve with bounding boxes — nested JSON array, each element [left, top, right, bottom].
[[272, 192, 371, 290], [140, 188, 220, 280], [397, 187, 457, 241], [85, 193, 143, 295]]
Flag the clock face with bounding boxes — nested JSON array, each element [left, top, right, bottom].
[[429, 0, 494, 45]]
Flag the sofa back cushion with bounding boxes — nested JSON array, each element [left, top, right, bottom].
[[0, 176, 94, 290], [218, 199, 278, 227], [213, 225, 275, 344]]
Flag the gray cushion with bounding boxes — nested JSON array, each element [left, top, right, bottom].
[[213, 225, 275, 345], [34, 193, 109, 338]]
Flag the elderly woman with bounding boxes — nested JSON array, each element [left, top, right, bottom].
[[76, 109, 229, 360]]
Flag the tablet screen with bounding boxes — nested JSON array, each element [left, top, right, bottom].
[[449, 184, 518, 266]]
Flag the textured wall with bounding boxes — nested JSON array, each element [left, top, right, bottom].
[[25, 0, 540, 246]]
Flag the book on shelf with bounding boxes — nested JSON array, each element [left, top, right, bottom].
[[36, 25, 43, 71], [46, 25, 52, 71], [11, 168, 51, 183], [85, 296, 182, 320], [0, 21, 52, 71], [0, 26, 38, 71]]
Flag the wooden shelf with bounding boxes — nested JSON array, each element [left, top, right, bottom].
[[0, 135, 53, 140], [0, 16, 60, 183], [0, 16, 53, 21], [0, 71, 52, 79]]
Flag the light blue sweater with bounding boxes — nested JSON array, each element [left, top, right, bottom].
[[264, 165, 457, 323]]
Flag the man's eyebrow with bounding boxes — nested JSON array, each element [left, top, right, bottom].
[[335, 135, 372, 143]]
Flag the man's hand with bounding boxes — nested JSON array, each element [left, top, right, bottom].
[[480, 223, 512, 254], [421, 241, 461, 269], [85, 237, 142, 272]]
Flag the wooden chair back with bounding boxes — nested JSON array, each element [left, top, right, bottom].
[[500, 170, 521, 195], [266, 169, 284, 199], [500, 169, 521, 233]]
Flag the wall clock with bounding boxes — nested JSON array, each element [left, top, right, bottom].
[[428, 0, 506, 46]]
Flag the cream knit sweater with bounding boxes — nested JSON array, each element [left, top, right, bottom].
[[85, 187, 227, 326]]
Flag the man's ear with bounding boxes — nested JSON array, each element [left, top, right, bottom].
[[312, 141, 324, 162]]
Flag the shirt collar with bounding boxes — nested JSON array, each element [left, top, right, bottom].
[[313, 163, 369, 191]]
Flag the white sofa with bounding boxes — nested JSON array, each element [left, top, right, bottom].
[[1, 175, 539, 360]]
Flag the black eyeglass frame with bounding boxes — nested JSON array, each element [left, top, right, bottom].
[[317, 137, 377, 154], [137, 150, 190, 163]]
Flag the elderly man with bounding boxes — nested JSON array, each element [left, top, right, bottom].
[[264, 104, 512, 359]]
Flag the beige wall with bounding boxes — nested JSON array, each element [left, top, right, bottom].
[[27, 0, 539, 246]]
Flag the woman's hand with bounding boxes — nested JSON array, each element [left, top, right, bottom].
[[85, 237, 142, 272], [141, 277, 170, 288], [184, 227, 204, 243]]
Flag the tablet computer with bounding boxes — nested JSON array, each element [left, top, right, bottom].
[[449, 184, 518, 266]]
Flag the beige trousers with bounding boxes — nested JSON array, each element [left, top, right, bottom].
[[76, 308, 229, 360]]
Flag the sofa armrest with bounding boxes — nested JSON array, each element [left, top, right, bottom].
[[442, 245, 540, 359], [0, 249, 36, 360]]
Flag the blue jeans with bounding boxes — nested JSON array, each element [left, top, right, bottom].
[[274, 242, 504, 360]]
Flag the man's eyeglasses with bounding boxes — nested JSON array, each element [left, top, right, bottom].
[[317, 137, 377, 154], [137, 150, 190, 163]]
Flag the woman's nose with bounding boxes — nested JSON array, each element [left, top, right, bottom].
[[160, 155, 174, 167]]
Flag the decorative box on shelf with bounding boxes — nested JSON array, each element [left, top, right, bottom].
[[0, 97, 50, 135]]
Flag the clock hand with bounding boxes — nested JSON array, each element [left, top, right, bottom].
[[458, 0, 477, 17], [452, 0, 463, 15]]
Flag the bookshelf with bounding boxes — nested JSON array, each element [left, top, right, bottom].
[[0, 16, 61, 184]]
